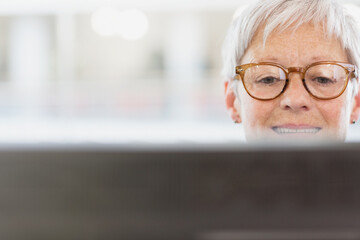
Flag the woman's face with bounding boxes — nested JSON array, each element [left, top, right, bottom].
[[225, 23, 360, 141]]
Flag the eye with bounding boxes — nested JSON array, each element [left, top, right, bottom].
[[256, 76, 279, 85], [312, 77, 335, 85]]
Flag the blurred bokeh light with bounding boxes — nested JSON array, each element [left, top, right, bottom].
[[91, 7, 122, 37], [117, 9, 149, 40]]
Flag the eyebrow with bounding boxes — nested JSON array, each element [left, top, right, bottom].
[[257, 56, 335, 64], [257, 57, 279, 62], [310, 56, 328, 61]]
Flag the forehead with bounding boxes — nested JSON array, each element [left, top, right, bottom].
[[243, 23, 348, 65]]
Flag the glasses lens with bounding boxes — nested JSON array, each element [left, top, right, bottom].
[[243, 65, 286, 99], [305, 64, 348, 99]]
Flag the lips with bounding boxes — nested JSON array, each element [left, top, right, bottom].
[[272, 126, 322, 134]]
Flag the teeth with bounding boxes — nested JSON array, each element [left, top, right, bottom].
[[273, 127, 321, 134]]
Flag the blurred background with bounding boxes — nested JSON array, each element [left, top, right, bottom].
[[0, 0, 359, 144]]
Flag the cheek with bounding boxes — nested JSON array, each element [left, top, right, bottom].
[[317, 94, 350, 128], [236, 83, 277, 128], [240, 95, 277, 128]]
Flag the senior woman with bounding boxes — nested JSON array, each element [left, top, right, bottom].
[[223, 0, 360, 142]]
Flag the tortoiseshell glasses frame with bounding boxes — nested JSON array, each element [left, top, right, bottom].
[[234, 61, 357, 101]]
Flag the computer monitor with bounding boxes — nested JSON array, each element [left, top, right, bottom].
[[0, 142, 359, 240]]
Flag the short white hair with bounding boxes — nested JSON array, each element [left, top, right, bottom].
[[222, 0, 360, 96]]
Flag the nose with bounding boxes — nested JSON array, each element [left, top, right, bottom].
[[279, 72, 312, 112]]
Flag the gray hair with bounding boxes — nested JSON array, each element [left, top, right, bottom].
[[222, 0, 360, 96]]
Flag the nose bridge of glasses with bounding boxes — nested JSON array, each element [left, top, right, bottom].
[[286, 67, 305, 79]]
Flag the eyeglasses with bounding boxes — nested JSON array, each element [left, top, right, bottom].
[[234, 61, 358, 101]]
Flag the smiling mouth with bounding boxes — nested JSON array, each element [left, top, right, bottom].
[[272, 127, 322, 134]]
